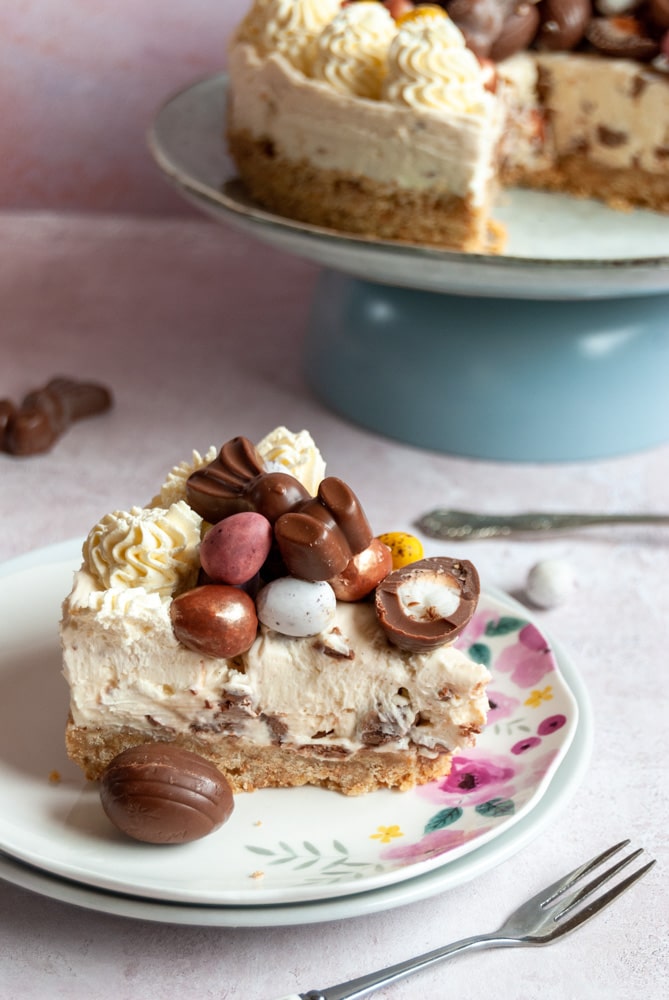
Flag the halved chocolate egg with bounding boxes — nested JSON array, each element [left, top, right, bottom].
[[374, 556, 480, 652]]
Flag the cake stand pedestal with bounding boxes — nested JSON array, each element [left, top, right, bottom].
[[304, 271, 669, 462]]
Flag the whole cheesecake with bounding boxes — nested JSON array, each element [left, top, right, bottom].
[[61, 428, 490, 795], [225, 0, 669, 252]]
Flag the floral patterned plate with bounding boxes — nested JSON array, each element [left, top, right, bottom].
[[0, 541, 579, 906]]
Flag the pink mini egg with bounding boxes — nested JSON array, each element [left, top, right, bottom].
[[200, 512, 272, 585]]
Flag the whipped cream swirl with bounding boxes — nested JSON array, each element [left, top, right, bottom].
[[256, 426, 326, 495], [149, 446, 218, 508], [82, 501, 202, 596], [383, 11, 491, 116], [237, 0, 340, 75], [312, 2, 398, 100]]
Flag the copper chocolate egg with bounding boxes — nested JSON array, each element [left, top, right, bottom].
[[328, 538, 393, 602], [170, 584, 258, 658]]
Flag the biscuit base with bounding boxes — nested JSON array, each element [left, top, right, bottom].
[[227, 128, 495, 253], [66, 718, 453, 796], [502, 154, 669, 214]]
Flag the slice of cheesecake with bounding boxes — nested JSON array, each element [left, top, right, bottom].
[[61, 428, 490, 795]]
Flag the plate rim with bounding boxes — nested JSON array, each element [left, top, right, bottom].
[[0, 539, 584, 911], [0, 623, 592, 927]]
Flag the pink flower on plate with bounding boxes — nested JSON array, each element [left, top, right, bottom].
[[419, 750, 517, 806], [486, 689, 520, 722], [495, 623, 555, 689], [380, 825, 489, 865]]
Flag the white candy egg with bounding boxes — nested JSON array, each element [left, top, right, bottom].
[[526, 558, 575, 609], [256, 577, 337, 636]]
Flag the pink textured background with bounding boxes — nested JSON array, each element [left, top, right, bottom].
[[0, 0, 250, 214]]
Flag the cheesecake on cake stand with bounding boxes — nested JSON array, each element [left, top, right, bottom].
[[148, 2, 669, 460]]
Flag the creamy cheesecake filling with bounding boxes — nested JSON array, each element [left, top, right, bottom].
[[226, 2, 669, 249], [533, 52, 669, 176], [62, 573, 489, 757], [227, 41, 503, 206]]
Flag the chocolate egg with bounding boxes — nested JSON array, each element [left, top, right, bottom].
[[375, 556, 480, 652], [199, 511, 273, 585], [100, 744, 234, 844], [328, 538, 393, 601], [170, 585, 258, 658]]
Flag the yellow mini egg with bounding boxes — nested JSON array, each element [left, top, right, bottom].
[[376, 531, 424, 570], [396, 6, 448, 27]]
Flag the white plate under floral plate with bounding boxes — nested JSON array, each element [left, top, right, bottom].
[[0, 540, 579, 907]]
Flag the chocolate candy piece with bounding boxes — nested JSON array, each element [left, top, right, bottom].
[[186, 437, 375, 581], [186, 436, 309, 524], [444, 0, 508, 58], [186, 436, 266, 522], [375, 556, 480, 652], [0, 399, 18, 450], [648, 0, 669, 30], [328, 538, 393, 602], [490, 2, 541, 61], [586, 16, 660, 59], [275, 478, 373, 581], [100, 744, 234, 844], [170, 584, 258, 658], [246, 471, 311, 525], [3, 376, 112, 455], [536, 0, 591, 51]]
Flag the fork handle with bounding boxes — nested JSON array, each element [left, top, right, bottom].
[[417, 508, 669, 540], [272, 933, 514, 1000]]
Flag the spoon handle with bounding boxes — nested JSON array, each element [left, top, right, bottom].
[[417, 509, 669, 540]]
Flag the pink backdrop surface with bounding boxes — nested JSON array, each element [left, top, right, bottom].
[[1, 0, 251, 214]]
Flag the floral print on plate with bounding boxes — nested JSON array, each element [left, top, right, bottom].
[[244, 591, 579, 894]]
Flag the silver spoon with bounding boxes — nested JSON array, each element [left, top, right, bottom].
[[417, 508, 669, 540]]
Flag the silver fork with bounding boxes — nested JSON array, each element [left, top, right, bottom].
[[274, 840, 655, 1000], [417, 508, 669, 540]]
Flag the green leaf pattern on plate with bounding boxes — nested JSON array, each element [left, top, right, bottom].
[[242, 599, 576, 888]]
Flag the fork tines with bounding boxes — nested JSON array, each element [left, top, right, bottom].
[[544, 840, 656, 933]]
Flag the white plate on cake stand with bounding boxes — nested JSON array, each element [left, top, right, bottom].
[[0, 540, 587, 916], [148, 73, 669, 300]]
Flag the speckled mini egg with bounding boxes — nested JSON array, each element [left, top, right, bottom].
[[256, 577, 336, 637], [199, 511, 272, 585], [376, 531, 424, 570]]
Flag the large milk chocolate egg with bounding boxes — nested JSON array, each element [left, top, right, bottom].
[[100, 744, 234, 844], [170, 585, 258, 658]]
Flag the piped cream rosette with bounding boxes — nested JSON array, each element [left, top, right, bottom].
[[383, 6, 493, 116]]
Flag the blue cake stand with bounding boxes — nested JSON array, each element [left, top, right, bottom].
[[149, 73, 669, 462]]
